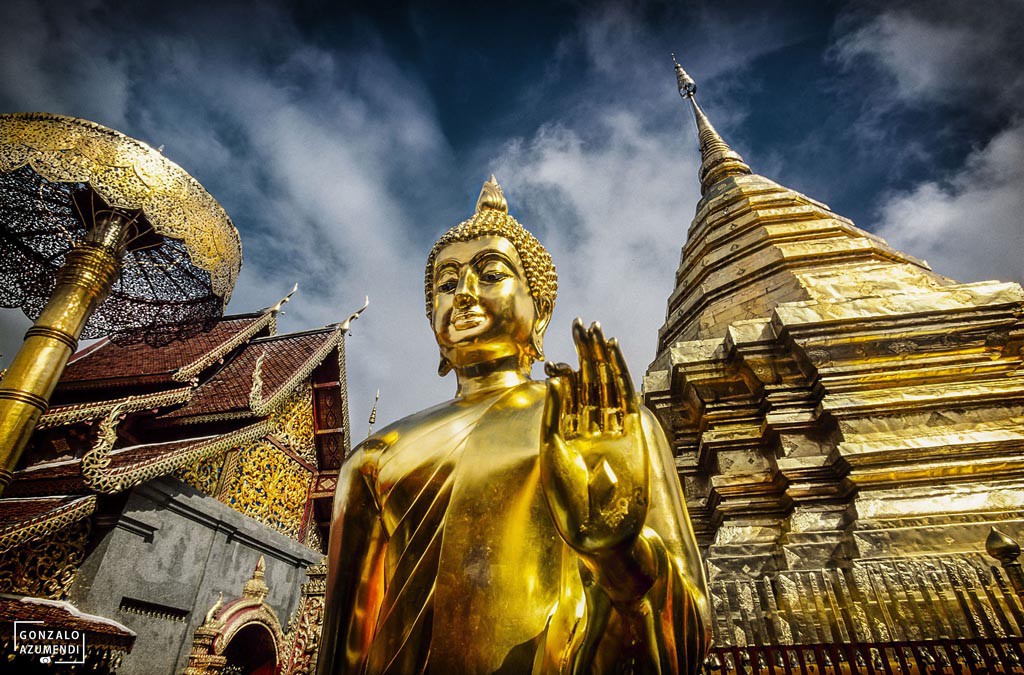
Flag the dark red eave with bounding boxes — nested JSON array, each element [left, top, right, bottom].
[[56, 312, 271, 392], [6, 460, 87, 497]]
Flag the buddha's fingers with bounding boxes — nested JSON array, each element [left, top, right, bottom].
[[608, 338, 640, 418], [590, 323, 622, 434], [544, 361, 573, 378], [544, 361, 578, 435], [572, 318, 599, 433], [589, 323, 612, 405]]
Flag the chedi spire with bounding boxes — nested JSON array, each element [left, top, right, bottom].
[[672, 55, 751, 195]]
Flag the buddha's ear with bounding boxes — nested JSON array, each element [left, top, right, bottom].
[[533, 297, 553, 334], [530, 297, 553, 362]]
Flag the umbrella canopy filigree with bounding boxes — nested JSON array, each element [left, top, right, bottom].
[[0, 112, 242, 345]]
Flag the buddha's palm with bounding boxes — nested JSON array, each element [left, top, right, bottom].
[[541, 319, 650, 558]]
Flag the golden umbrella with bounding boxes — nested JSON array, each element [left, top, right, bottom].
[[0, 113, 242, 495]]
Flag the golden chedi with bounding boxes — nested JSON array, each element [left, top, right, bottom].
[[318, 177, 710, 673], [644, 58, 1024, 667]]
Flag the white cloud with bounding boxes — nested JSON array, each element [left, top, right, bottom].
[[494, 111, 699, 384], [0, 2, 452, 430], [833, 3, 1024, 109], [832, 3, 1024, 287], [874, 120, 1024, 285], [0, 0, 130, 128]]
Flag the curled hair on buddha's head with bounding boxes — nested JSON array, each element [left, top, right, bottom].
[[424, 175, 558, 321]]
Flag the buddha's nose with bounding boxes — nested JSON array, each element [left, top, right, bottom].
[[454, 269, 478, 309]]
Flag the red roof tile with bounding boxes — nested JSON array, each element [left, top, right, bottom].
[[105, 438, 202, 471], [7, 460, 87, 497], [161, 328, 337, 420], [0, 495, 85, 527], [0, 495, 96, 555], [57, 313, 271, 389]]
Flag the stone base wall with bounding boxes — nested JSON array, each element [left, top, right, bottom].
[[67, 476, 321, 675]]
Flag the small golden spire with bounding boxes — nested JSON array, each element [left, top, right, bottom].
[[987, 526, 1021, 562], [243, 555, 269, 601], [475, 174, 508, 214], [672, 54, 751, 195]]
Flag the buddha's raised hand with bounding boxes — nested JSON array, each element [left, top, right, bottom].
[[541, 319, 650, 564]]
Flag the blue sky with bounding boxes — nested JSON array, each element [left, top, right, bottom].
[[1, 0, 1021, 431]]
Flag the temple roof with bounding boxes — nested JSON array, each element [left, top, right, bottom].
[[6, 420, 271, 498], [5, 459, 88, 496], [57, 310, 276, 392], [158, 327, 341, 423], [3, 291, 355, 525]]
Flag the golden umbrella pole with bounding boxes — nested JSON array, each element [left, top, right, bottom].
[[0, 213, 129, 491]]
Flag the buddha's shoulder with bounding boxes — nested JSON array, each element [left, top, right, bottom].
[[350, 380, 546, 462]]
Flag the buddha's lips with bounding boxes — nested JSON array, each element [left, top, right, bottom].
[[451, 311, 486, 330]]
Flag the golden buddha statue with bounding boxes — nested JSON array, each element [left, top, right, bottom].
[[317, 177, 709, 674]]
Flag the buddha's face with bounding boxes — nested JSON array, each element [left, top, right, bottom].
[[432, 235, 547, 371]]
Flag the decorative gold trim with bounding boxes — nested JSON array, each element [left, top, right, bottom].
[[0, 516, 91, 599], [24, 326, 77, 351], [268, 383, 315, 464], [0, 495, 96, 555], [215, 558, 285, 655], [281, 559, 327, 674], [81, 411, 272, 494], [185, 559, 287, 675], [172, 311, 276, 383], [38, 386, 192, 430], [0, 390, 48, 411], [249, 350, 267, 413], [337, 336, 352, 457], [267, 283, 298, 315], [175, 410, 252, 426]]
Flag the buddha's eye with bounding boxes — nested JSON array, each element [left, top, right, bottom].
[[437, 279, 457, 293], [479, 267, 510, 283]]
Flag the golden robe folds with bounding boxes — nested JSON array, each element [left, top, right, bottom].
[[320, 381, 708, 674]]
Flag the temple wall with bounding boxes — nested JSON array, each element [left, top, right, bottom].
[[65, 476, 320, 674]]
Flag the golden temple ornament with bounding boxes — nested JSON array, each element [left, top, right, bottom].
[[318, 177, 709, 673], [0, 113, 242, 495]]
